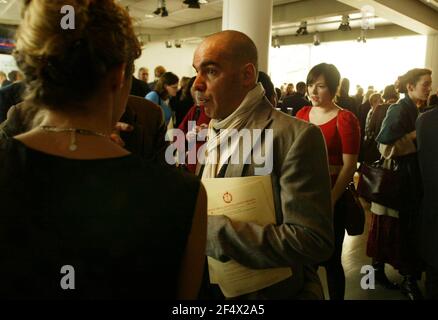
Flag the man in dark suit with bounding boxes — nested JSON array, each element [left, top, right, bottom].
[[119, 95, 167, 161], [148, 65, 166, 91], [0, 81, 26, 123], [280, 81, 310, 116], [417, 107, 438, 299], [130, 75, 150, 98]]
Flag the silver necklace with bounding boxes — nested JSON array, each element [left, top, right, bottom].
[[40, 125, 108, 152]]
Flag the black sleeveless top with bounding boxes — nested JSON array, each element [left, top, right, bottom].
[[0, 138, 200, 299]]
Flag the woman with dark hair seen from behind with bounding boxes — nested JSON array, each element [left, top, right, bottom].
[[146, 71, 179, 126], [170, 76, 195, 128], [368, 68, 432, 300], [364, 84, 400, 290], [0, 0, 206, 299], [362, 84, 399, 165], [257, 71, 276, 107], [296, 63, 361, 300], [335, 77, 358, 117], [361, 93, 383, 164]]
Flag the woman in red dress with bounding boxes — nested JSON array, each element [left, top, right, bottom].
[[296, 63, 360, 300]]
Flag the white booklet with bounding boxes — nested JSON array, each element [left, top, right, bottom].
[[202, 175, 292, 298]]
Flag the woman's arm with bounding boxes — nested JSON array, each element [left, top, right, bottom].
[[332, 153, 358, 204], [176, 183, 207, 299], [379, 131, 416, 159]]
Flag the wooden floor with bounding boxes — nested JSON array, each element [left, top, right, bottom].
[[317, 197, 426, 300]]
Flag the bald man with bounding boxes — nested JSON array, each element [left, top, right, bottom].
[[194, 30, 333, 299]]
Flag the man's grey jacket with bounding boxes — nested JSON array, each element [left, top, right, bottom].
[[204, 97, 334, 299]]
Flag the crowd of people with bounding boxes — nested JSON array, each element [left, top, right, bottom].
[[0, 0, 437, 301]]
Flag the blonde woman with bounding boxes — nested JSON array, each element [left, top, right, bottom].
[[0, 0, 206, 299]]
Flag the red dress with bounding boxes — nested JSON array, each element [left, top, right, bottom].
[[296, 107, 360, 185], [178, 105, 211, 173]]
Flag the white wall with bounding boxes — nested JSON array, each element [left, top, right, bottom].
[[269, 35, 428, 94], [426, 34, 438, 93], [134, 42, 198, 80]]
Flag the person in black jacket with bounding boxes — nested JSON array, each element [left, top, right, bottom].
[[281, 81, 310, 116], [130, 75, 150, 97], [0, 81, 25, 123], [417, 106, 438, 299]]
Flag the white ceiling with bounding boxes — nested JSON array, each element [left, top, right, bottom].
[[0, 0, 21, 25], [119, 0, 302, 29], [419, 0, 438, 11], [0, 0, 437, 37]]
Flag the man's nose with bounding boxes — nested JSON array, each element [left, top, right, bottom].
[[193, 75, 206, 91]]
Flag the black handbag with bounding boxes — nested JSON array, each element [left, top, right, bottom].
[[357, 159, 401, 210], [344, 182, 365, 236]]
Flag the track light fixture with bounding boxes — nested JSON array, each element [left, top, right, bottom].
[[272, 37, 280, 48], [296, 21, 308, 36], [339, 14, 351, 31], [165, 40, 172, 48], [153, 0, 168, 17], [174, 40, 182, 48], [183, 0, 200, 9]]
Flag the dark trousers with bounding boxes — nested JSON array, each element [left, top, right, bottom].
[[321, 193, 346, 300], [426, 264, 438, 299]]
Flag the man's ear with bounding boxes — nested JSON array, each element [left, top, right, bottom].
[[407, 82, 415, 93], [241, 63, 257, 86]]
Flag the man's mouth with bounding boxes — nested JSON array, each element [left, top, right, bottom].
[[198, 97, 209, 105], [195, 91, 209, 105]]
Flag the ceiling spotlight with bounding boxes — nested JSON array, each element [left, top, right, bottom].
[[339, 14, 351, 31], [313, 32, 321, 46], [357, 29, 367, 43], [174, 40, 182, 48], [153, 0, 168, 17], [183, 0, 200, 9], [296, 21, 308, 36], [165, 41, 172, 48], [272, 37, 280, 48], [161, 6, 169, 17]]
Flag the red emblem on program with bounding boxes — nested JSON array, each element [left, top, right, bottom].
[[223, 192, 233, 204]]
